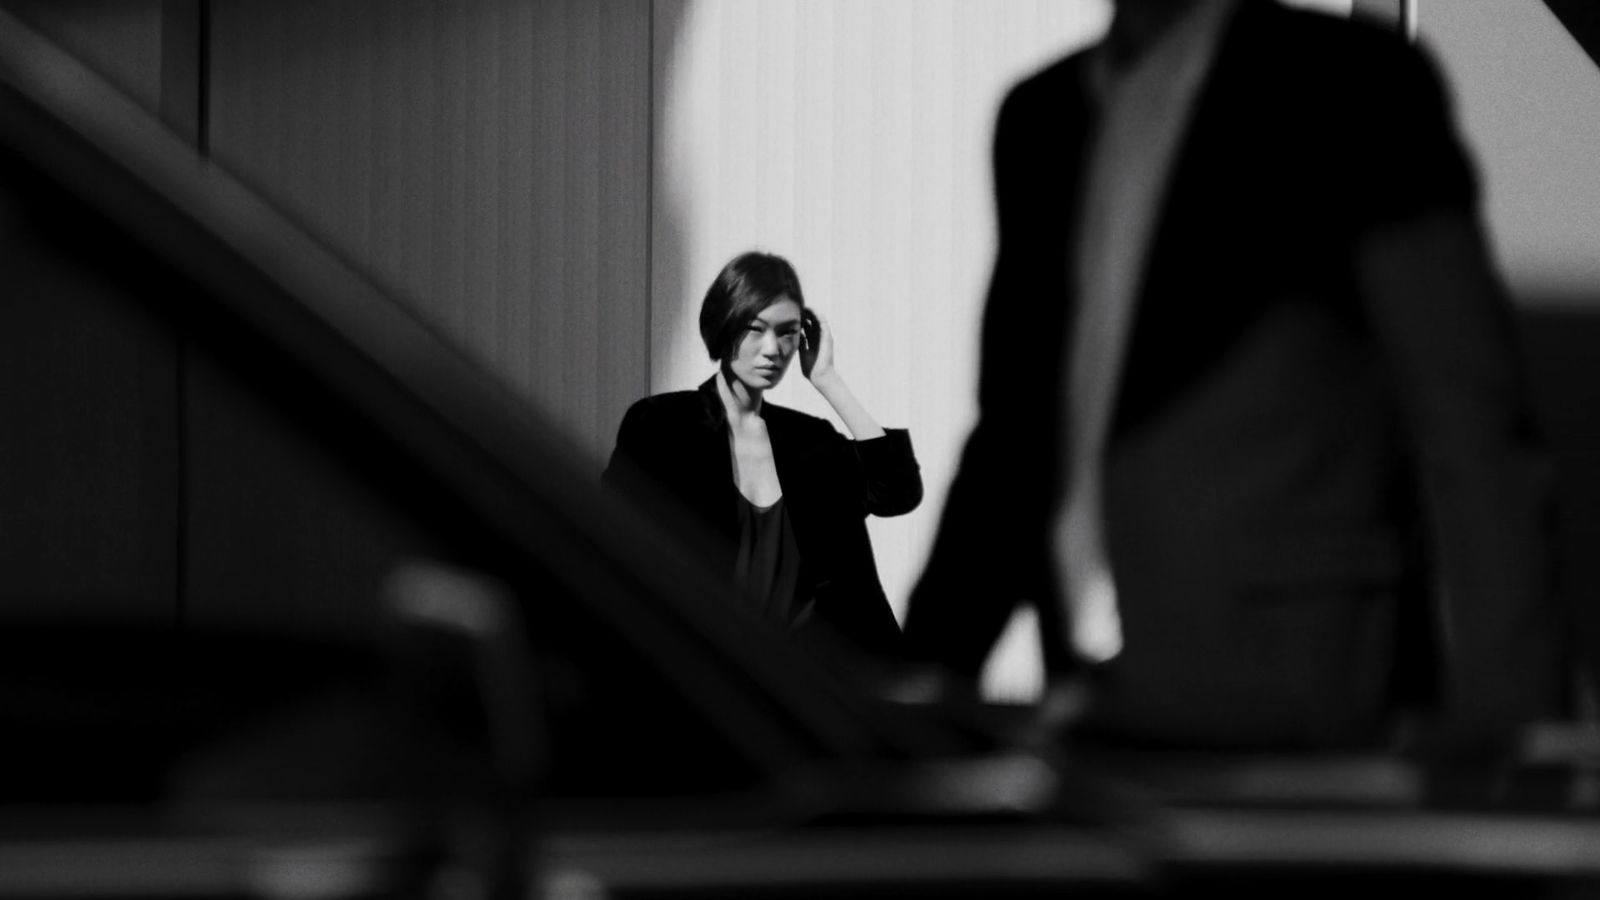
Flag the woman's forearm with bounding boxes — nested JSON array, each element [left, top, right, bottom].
[[810, 370, 886, 441]]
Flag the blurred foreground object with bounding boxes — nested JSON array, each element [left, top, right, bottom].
[[906, 0, 1560, 754], [12, 4, 1600, 897]]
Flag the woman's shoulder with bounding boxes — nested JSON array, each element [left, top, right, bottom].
[[628, 389, 700, 412], [619, 388, 729, 438], [763, 402, 844, 443]]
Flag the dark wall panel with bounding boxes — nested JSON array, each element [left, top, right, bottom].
[[182, 343, 451, 638], [1518, 305, 1600, 702], [0, 174, 179, 623], [207, 0, 653, 468]]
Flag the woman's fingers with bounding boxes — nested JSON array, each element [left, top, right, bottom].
[[811, 310, 832, 347]]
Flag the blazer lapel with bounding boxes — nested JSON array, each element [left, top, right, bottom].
[[697, 377, 813, 531], [762, 405, 798, 501], [694, 377, 742, 535]]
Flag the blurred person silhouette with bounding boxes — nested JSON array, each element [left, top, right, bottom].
[[903, 0, 1560, 755], [604, 251, 922, 670]]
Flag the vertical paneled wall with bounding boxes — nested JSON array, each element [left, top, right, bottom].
[[0, 1, 175, 625], [207, 0, 651, 466], [0, 180, 180, 625], [651, 0, 1111, 696]]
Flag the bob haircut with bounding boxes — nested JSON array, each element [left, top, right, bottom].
[[699, 251, 805, 362]]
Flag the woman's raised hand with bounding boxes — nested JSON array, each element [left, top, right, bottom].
[[800, 308, 834, 382], [799, 307, 885, 440]]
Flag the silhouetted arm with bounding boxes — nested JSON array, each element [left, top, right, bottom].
[[1356, 209, 1560, 754], [902, 75, 1076, 679]]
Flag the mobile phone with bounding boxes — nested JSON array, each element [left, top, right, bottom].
[[802, 309, 819, 349]]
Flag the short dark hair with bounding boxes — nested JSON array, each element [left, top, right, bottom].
[[699, 251, 805, 362]]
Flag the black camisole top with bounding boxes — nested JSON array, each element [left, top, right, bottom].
[[732, 494, 808, 628]]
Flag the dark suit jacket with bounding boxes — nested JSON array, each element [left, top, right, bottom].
[[904, 0, 1559, 749], [604, 377, 922, 664]]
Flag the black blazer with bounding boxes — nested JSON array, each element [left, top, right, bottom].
[[604, 377, 922, 664], [904, 0, 1558, 749]]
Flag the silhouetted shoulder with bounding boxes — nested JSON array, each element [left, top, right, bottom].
[[1219, 1, 1476, 228], [1244, 1, 1437, 88], [1269, 1, 1410, 49], [999, 49, 1088, 119]]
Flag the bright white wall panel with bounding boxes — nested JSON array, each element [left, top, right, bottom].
[[651, 1, 1111, 698]]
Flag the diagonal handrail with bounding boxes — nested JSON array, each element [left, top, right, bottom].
[[1543, 0, 1600, 71]]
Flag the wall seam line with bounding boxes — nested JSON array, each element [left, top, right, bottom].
[[644, 0, 656, 396]]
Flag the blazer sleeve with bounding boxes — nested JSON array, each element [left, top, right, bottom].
[[851, 428, 923, 517], [1346, 39, 1562, 746]]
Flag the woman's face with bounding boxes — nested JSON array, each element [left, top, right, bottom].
[[726, 297, 802, 392]]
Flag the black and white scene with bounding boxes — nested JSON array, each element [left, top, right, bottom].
[[4, 0, 1600, 896]]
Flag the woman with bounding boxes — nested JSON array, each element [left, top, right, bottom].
[[603, 251, 921, 665]]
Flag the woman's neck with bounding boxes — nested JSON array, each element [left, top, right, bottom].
[[717, 367, 763, 425]]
